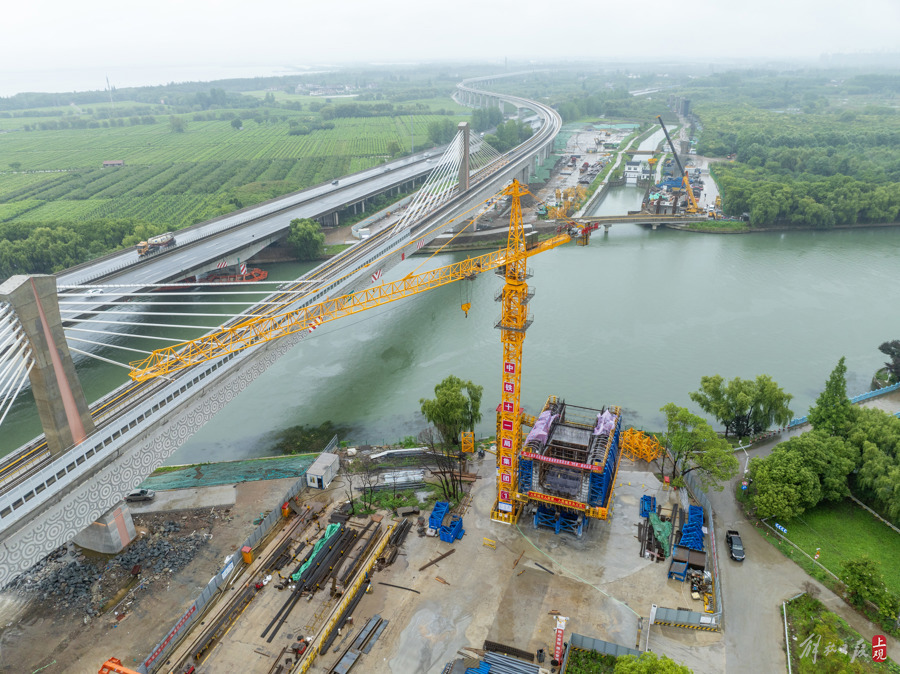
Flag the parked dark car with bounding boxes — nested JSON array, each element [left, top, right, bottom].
[[125, 489, 155, 503], [726, 529, 745, 562]]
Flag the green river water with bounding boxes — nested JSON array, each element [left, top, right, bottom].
[[2, 194, 899, 463]]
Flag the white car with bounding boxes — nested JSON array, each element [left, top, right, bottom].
[[125, 489, 155, 502], [86, 288, 104, 295]]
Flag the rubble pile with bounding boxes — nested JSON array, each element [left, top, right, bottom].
[[4, 513, 215, 615]]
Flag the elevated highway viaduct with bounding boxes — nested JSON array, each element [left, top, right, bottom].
[[0, 77, 561, 587]]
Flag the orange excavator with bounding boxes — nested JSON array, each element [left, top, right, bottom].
[[99, 659, 142, 674]]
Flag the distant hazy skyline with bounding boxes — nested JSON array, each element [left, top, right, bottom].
[[3, 0, 898, 96]]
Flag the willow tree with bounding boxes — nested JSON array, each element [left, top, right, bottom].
[[419, 375, 483, 448]]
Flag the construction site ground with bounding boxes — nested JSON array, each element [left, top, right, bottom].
[[0, 478, 299, 674], [341, 456, 723, 674], [1, 456, 727, 674]]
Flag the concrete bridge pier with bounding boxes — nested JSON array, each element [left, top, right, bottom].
[[0, 275, 94, 456], [651, 223, 658, 230], [604, 224, 611, 233], [73, 503, 136, 554], [318, 212, 339, 227]]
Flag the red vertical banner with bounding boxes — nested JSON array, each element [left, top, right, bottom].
[[873, 635, 887, 662], [553, 616, 568, 662]]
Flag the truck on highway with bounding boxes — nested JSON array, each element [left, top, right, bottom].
[[136, 232, 176, 257]]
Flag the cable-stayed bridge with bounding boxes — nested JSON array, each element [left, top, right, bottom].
[[0, 77, 560, 586]]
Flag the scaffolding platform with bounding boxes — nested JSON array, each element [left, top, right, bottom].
[[520, 397, 623, 536]]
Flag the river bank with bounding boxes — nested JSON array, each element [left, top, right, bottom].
[[667, 220, 900, 234]]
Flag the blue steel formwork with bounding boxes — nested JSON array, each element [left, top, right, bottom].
[[429, 501, 464, 543], [518, 459, 533, 493], [530, 402, 623, 538], [679, 504, 705, 551], [533, 504, 585, 537], [440, 515, 465, 543], [589, 418, 621, 510], [640, 495, 656, 518], [429, 501, 450, 530]]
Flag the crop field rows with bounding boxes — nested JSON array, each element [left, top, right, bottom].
[[0, 112, 450, 232], [0, 115, 439, 171]]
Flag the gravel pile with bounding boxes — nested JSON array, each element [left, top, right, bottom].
[[4, 516, 212, 615]]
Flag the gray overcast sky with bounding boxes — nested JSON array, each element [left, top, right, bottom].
[[2, 0, 898, 95]]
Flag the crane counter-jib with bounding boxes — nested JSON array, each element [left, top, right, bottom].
[[127, 230, 574, 382]]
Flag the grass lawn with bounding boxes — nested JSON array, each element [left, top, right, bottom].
[[775, 500, 900, 594]]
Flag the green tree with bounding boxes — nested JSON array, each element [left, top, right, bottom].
[[419, 375, 483, 448], [614, 651, 693, 673], [8, 162, 21, 171], [169, 115, 186, 133], [427, 118, 456, 145], [749, 449, 821, 520], [808, 357, 856, 437], [659, 403, 739, 491], [287, 218, 324, 260], [690, 374, 794, 438], [848, 407, 900, 520], [878, 340, 900, 383], [841, 556, 887, 608], [231, 118, 243, 130]]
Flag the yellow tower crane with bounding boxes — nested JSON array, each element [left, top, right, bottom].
[[128, 181, 590, 523]]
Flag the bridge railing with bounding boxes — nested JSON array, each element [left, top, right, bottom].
[[787, 380, 900, 427]]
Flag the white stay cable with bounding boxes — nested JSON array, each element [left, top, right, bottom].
[[58, 309, 280, 319], [64, 327, 190, 344], [68, 346, 133, 370], [0, 338, 30, 397], [65, 336, 153, 356], [0, 359, 34, 429], [391, 130, 465, 234]]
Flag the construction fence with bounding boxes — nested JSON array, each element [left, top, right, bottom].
[[563, 632, 641, 663], [138, 442, 329, 673], [654, 451, 723, 632]]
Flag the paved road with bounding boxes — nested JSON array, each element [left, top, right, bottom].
[[56, 152, 438, 289], [711, 392, 900, 672]]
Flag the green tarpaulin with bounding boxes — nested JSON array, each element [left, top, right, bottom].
[[648, 513, 672, 559], [291, 523, 341, 582]]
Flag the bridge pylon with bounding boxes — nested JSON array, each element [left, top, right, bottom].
[[457, 121, 470, 192], [0, 275, 94, 455]]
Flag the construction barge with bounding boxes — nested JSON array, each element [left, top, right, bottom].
[[517, 397, 623, 537]]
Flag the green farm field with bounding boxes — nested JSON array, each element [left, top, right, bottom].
[[0, 88, 471, 277], [0, 114, 442, 171]]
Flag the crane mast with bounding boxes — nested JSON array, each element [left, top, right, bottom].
[[492, 180, 532, 523]]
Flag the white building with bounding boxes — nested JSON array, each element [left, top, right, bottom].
[[306, 452, 339, 489], [623, 159, 651, 184]]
